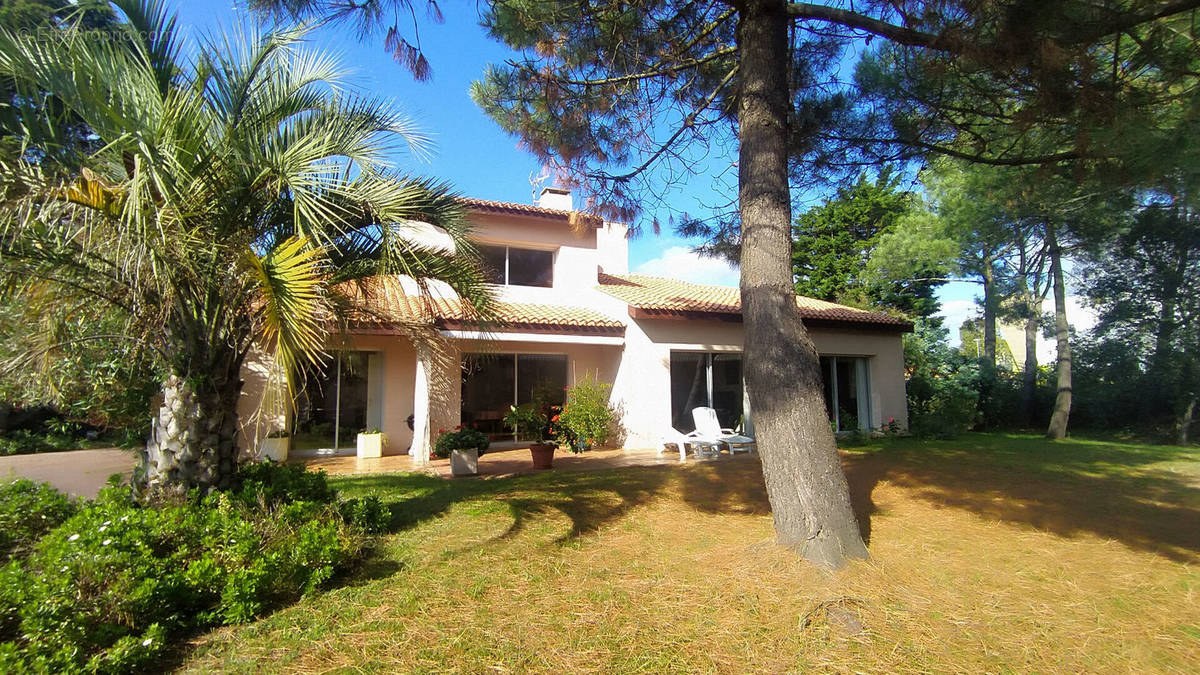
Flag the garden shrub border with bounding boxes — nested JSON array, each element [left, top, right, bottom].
[[0, 462, 388, 673]]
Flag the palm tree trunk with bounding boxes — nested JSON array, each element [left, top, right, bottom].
[[737, 0, 867, 569], [1046, 222, 1072, 439], [139, 366, 243, 495]]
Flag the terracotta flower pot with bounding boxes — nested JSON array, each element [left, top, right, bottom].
[[529, 442, 556, 469]]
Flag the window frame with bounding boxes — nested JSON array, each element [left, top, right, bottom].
[[476, 243, 555, 288], [460, 352, 569, 442], [819, 355, 873, 432], [668, 350, 745, 433]]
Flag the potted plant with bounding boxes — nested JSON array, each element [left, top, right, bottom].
[[434, 426, 489, 476], [260, 429, 289, 462], [503, 403, 557, 469], [356, 428, 385, 458], [556, 374, 617, 453]]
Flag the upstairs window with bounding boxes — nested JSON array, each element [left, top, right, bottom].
[[478, 244, 554, 287]]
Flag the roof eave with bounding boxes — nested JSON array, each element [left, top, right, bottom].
[[459, 198, 605, 228], [440, 318, 626, 336], [626, 306, 913, 332]]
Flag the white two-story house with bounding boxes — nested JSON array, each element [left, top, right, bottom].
[[238, 188, 912, 458]]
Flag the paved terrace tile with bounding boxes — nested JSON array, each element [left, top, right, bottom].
[[291, 446, 753, 479]]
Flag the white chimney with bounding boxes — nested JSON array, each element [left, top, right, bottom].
[[536, 186, 573, 211], [596, 220, 629, 274]]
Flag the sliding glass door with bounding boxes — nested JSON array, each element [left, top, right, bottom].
[[669, 352, 744, 433], [819, 356, 871, 432], [294, 351, 374, 452], [461, 353, 568, 441]]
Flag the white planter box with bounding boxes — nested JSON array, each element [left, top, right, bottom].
[[261, 437, 289, 462], [357, 433, 384, 458], [449, 448, 479, 476]]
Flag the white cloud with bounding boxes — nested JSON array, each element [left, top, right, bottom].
[[634, 246, 739, 287]]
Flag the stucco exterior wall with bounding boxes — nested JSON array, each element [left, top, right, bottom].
[[238, 323, 908, 455], [808, 328, 909, 430], [470, 213, 602, 305], [236, 345, 286, 458], [343, 334, 418, 453], [607, 316, 909, 447]]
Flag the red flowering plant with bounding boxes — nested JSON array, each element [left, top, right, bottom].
[[546, 405, 575, 449], [433, 424, 489, 459], [555, 374, 615, 453], [502, 403, 551, 443], [883, 416, 902, 436]]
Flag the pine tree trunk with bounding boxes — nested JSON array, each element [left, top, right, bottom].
[[1020, 308, 1040, 426], [139, 370, 243, 495], [736, 0, 867, 569], [1179, 396, 1196, 446], [1046, 222, 1072, 439], [1149, 243, 1187, 419], [981, 262, 997, 370]]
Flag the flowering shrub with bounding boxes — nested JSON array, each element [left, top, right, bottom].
[[433, 426, 490, 459], [0, 464, 378, 672], [503, 404, 552, 443], [555, 375, 617, 452], [0, 479, 77, 561]]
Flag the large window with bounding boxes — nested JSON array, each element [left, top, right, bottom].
[[669, 352, 744, 433], [820, 356, 871, 432], [461, 353, 568, 440], [293, 351, 375, 452], [478, 244, 554, 287]]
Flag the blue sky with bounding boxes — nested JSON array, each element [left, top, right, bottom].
[[171, 2, 1090, 349], [176, 0, 737, 280]]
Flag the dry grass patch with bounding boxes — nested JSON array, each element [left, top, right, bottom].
[[181, 434, 1200, 673]]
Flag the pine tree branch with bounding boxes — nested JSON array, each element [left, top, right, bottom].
[[831, 133, 1086, 166], [787, 1, 1200, 52], [786, 3, 947, 49], [596, 65, 739, 183], [532, 47, 737, 87]]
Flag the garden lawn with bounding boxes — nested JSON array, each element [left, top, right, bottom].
[[182, 434, 1200, 673]]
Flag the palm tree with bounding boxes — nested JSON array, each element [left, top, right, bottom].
[[0, 0, 492, 493]]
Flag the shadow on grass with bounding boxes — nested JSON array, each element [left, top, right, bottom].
[[330, 465, 676, 546], [843, 434, 1200, 563], [329, 434, 1199, 566]]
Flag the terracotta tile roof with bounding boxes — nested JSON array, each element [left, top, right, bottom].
[[459, 197, 603, 227], [342, 276, 624, 335], [437, 299, 625, 334], [596, 273, 912, 330]]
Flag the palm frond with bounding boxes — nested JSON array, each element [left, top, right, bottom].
[[111, 0, 183, 96], [246, 235, 328, 394]]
